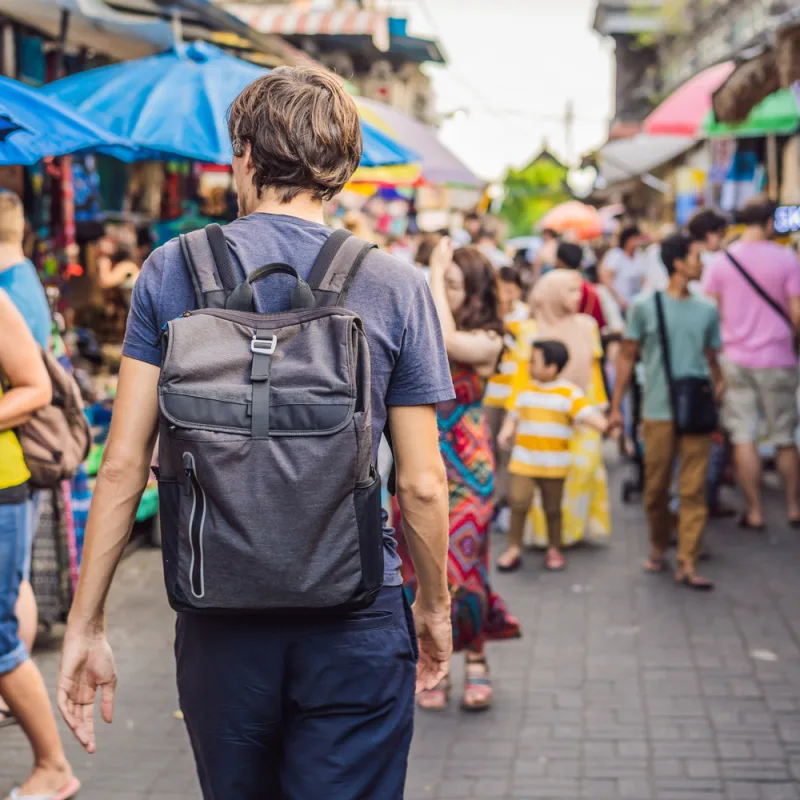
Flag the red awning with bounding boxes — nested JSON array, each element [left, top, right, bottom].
[[226, 5, 390, 50], [644, 62, 735, 137]]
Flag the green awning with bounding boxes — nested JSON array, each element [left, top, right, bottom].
[[703, 87, 800, 138]]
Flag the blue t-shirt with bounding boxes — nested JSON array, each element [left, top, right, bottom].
[[123, 212, 455, 586], [0, 259, 50, 349]]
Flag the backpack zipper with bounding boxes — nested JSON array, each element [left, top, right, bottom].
[[183, 452, 206, 599]]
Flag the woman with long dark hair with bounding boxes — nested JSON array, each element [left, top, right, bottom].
[[396, 240, 520, 712]]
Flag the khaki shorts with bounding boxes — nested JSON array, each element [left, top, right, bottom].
[[721, 359, 799, 447]]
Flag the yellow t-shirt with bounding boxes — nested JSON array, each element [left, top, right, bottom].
[[0, 386, 30, 491], [483, 319, 523, 408], [507, 379, 591, 479]]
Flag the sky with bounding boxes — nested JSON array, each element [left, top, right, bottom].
[[383, 0, 615, 181]]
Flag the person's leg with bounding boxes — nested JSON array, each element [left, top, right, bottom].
[[1, 491, 40, 718], [642, 420, 677, 567], [676, 434, 713, 587], [720, 361, 763, 526], [176, 612, 284, 799], [0, 502, 74, 795], [537, 477, 565, 569], [497, 473, 536, 569], [281, 586, 416, 800], [759, 367, 800, 523], [776, 446, 800, 522]]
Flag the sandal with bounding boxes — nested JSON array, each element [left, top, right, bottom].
[[416, 675, 450, 712], [0, 708, 17, 729], [496, 549, 522, 572], [544, 550, 566, 572], [644, 555, 669, 573], [462, 659, 493, 712], [7, 777, 81, 800], [675, 571, 714, 592], [738, 513, 765, 531]]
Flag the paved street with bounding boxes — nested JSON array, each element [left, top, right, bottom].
[[3, 461, 800, 799]]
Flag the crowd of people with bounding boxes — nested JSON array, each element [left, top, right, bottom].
[[2, 65, 800, 800]]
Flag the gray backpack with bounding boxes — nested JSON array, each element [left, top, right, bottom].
[[156, 224, 383, 614]]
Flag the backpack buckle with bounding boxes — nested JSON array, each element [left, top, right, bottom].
[[251, 334, 277, 356]]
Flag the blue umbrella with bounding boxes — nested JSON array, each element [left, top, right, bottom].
[[43, 42, 417, 167], [0, 75, 133, 165]]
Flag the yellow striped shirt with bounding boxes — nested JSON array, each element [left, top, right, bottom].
[[508, 379, 591, 478], [483, 316, 527, 409]]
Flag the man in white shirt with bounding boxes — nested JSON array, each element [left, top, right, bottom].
[[600, 225, 644, 313]]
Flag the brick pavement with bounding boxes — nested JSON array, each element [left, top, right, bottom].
[[3, 464, 800, 799]]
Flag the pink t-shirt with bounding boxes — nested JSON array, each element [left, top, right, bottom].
[[703, 241, 800, 369]]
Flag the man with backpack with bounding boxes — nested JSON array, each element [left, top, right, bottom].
[[703, 197, 800, 530], [56, 67, 454, 799]]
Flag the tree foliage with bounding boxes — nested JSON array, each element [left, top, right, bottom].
[[498, 155, 570, 239]]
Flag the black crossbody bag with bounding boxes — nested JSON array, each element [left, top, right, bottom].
[[654, 292, 717, 436], [725, 250, 799, 355]]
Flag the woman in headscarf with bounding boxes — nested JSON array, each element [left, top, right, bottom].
[[496, 269, 610, 568]]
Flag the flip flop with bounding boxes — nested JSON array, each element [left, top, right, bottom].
[[416, 676, 450, 712], [0, 708, 17, 729], [738, 514, 765, 531], [643, 556, 669, 573], [8, 777, 81, 800], [496, 553, 522, 572], [544, 551, 566, 572], [675, 573, 715, 592]]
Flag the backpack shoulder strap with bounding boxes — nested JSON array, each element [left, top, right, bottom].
[[308, 229, 377, 307], [178, 223, 240, 309]]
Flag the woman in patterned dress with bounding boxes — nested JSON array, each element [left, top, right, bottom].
[[396, 239, 520, 711]]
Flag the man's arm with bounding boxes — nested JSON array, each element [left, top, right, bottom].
[[706, 349, 724, 401], [609, 339, 639, 432], [0, 292, 51, 429], [58, 356, 160, 753], [788, 296, 800, 332], [389, 404, 452, 693]]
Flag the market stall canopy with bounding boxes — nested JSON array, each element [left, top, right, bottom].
[[0, 0, 290, 63], [593, 134, 695, 187], [704, 87, 800, 138], [351, 98, 482, 188], [43, 42, 418, 167], [0, 76, 133, 165], [537, 201, 602, 241], [643, 62, 734, 137], [225, 5, 392, 51]]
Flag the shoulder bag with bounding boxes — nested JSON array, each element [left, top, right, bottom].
[[654, 292, 717, 436], [724, 250, 799, 355]]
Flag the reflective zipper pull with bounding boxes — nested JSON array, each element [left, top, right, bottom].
[[183, 453, 194, 496]]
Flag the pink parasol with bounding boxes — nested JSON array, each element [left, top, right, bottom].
[[538, 201, 603, 241]]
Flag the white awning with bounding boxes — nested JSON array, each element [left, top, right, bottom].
[[226, 5, 389, 50], [596, 134, 695, 187], [0, 0, 171, 59]]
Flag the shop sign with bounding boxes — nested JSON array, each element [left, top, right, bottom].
[[775, 205, 800, 234]]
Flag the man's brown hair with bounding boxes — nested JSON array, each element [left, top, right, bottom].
[[228, 67, 362, 203], [738, 195, 778, 228]]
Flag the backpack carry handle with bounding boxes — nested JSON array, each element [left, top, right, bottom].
[[226, 263, 316, 313]]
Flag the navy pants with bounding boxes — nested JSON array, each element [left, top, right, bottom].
[[176, 586, 417, 800]]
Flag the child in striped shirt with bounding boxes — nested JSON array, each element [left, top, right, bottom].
[[496, 339, 607, 572]]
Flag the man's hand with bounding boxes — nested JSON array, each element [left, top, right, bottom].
[[607, 408, 625, 438], [412, 602, 452, 694], [714, 379, 725, 404], [57, 623, 118, 754]]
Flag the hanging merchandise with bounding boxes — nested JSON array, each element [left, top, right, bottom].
[[675, 167, 707, 226], [720, 150, 764, 212]]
